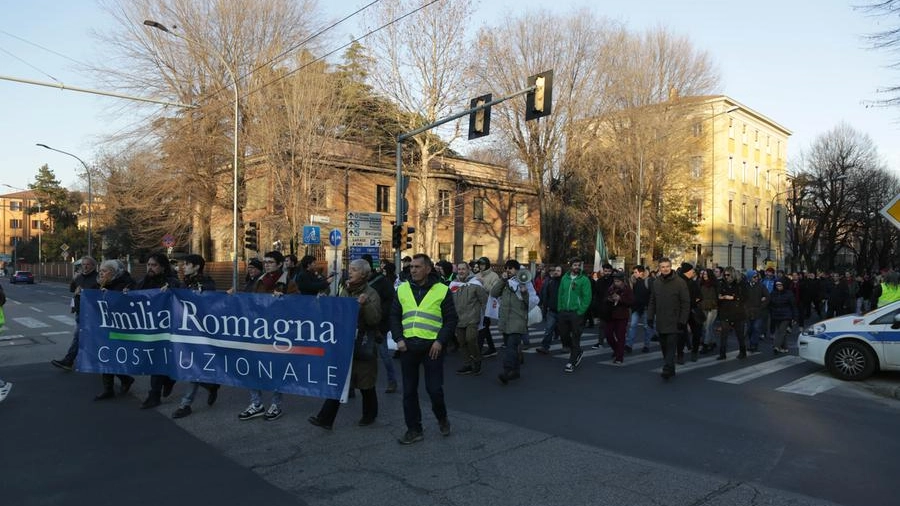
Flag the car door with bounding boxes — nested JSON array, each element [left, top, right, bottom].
[[869, 307, 900, 367]]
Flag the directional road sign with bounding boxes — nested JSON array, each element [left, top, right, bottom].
[[880, 193, 900, 231], [329, 229, 343, 247], [303, 225, 321, 245]]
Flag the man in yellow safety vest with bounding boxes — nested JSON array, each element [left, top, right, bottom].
[[390, 253, 458, 445]]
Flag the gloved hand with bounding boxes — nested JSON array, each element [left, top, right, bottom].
[[677, 322, 687, 332]]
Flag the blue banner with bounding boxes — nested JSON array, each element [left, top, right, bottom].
[[76, 289, 359, 400]]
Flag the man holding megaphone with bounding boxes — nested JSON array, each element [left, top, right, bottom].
[[491, 260, 540, 385]]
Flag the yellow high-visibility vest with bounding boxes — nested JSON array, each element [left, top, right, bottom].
[[397, 282, 448, 340], [877, 283, 900, 308]]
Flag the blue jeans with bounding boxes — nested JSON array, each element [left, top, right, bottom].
[[502, 333, 523, 373], [399, 338, 447, 431], [249, 389, 282, 407], [626, 310, 654, 348], [540, 311, 558, 350], [746, 317, 764, 348], [378, 338, 397, 384]]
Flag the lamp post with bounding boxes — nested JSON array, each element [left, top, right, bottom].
[[36, 144, 93, 258], [3, 184, 42, 282], [143, 19, 240, 291]]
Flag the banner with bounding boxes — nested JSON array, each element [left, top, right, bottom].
[[76, 288, 359, 400]]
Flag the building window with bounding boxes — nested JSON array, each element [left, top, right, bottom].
[[728, 118, 734, 139], [754, 166, 760, 187], [741, 124, 747, 144], [728, 200, 733, 224], [754, 205, 759, 227], [728, 156, 734, 179], [10, 201, 21, 211], [32, 219, 41, 230], [741, 202, 747, 226], [742, 161, 747, 183], [766, 169, 771, 188], [438, 242, 451, 261], [515, 202, 527, 225], [691, 156, 702, 178], [727, 243, 733, 266], [10, 219, 22, 229], [515, 246, 524, 263], [473, 198, 485, 221], [10, 236, 22, 246], [692, 122, 703, 137], [776, 209, 781, 232], [472, 244, 484, 260], [766, 207, 771, 229], [693, 198, 703, 221], [438, 190, 451, 217], [741, 245, 746, 269], [376, 185, 391, 213]]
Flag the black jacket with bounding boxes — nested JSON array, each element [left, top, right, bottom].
[[540, 276, 561, 313]]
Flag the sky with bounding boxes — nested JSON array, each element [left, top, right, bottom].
[[2, 0, 899, 195]]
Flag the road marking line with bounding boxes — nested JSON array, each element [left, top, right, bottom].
[[0, 334, 26, 341], [11, 317, 50, 328], [48, 315, 75, 325], [709, 355, 807, 384], [31, 306, 45, 313], [648, 350, 743, 373], [41, 331, 70, 336], [597, 351, 662, 366], [775, 372, 841, 396]]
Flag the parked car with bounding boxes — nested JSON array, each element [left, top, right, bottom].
[[798, 300, 900, 381], [10, 271, 35, 284]]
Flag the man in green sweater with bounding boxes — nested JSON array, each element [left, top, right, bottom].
[[557, 258, 593, 373]]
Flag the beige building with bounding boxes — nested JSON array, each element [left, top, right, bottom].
[[697, 95, 792, 270], [205, 141, 541, 266], [0, 189, 47, 264]]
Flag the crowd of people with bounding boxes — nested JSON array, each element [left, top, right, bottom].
[[41, 249, 900, 444]]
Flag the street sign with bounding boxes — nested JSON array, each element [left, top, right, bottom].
[[60, 243, 69, 252], [310, 214, 331, 224], [162, 234, 175, 248], [880, 193, 900, 231], [329, 229, 343, 247], [302, 225, 321, 245]]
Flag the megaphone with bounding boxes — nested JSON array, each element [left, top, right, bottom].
[[516, 268, 533, 284]]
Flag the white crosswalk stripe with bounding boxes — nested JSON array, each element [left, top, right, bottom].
[[775, 372, 841, 396], [48, 315, 76, 326], [11, 317, 50, 328], [709, 355, 807, 384]]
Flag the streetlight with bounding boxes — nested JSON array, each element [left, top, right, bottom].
[[3, 184, 42, 282], [35, 144, 93, 257], [143, 19, 241, 291]]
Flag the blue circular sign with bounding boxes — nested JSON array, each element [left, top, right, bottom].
[[328, 229, 342, 247]]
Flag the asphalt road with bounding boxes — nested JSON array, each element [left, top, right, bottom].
[[1, 279, 898, 506]]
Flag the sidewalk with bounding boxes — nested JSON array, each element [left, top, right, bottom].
[[1, 363, 846, 506]]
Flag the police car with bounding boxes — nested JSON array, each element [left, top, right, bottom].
[[798, 300, 900, 381]]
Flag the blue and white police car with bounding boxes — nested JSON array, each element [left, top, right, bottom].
[[798, 300, 900, 381]]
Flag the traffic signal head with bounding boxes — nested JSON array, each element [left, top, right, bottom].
[[525, 70, 553, 121], [468, 93, 492, 140], [392, 223, 402, 249], [405, 226, 415, 250], [244, 221, 259, 251]]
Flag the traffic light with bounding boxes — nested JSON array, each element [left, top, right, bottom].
[[399, 226, 409, 250], [405, 226, 415, 251], [525, 70, 553, 121], [468, 93, 492, 140], [244, 221, 258, 251], [391, 223, 402, 249]]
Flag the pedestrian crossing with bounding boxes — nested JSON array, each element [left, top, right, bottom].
[[489, 329, 842, 397], [1, 313, 75, 342]]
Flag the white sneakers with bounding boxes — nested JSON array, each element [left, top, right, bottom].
[[0, 381, 12, 403]]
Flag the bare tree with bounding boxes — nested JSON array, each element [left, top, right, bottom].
[[858, 0, 900, 108], [93, 0, 322, 259], [365, 0, 475, 254], [245, 53, 349, 253], [792, 123, 887, 270]]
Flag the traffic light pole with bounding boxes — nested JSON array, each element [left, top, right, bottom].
[[393, 81, 543, 269]]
